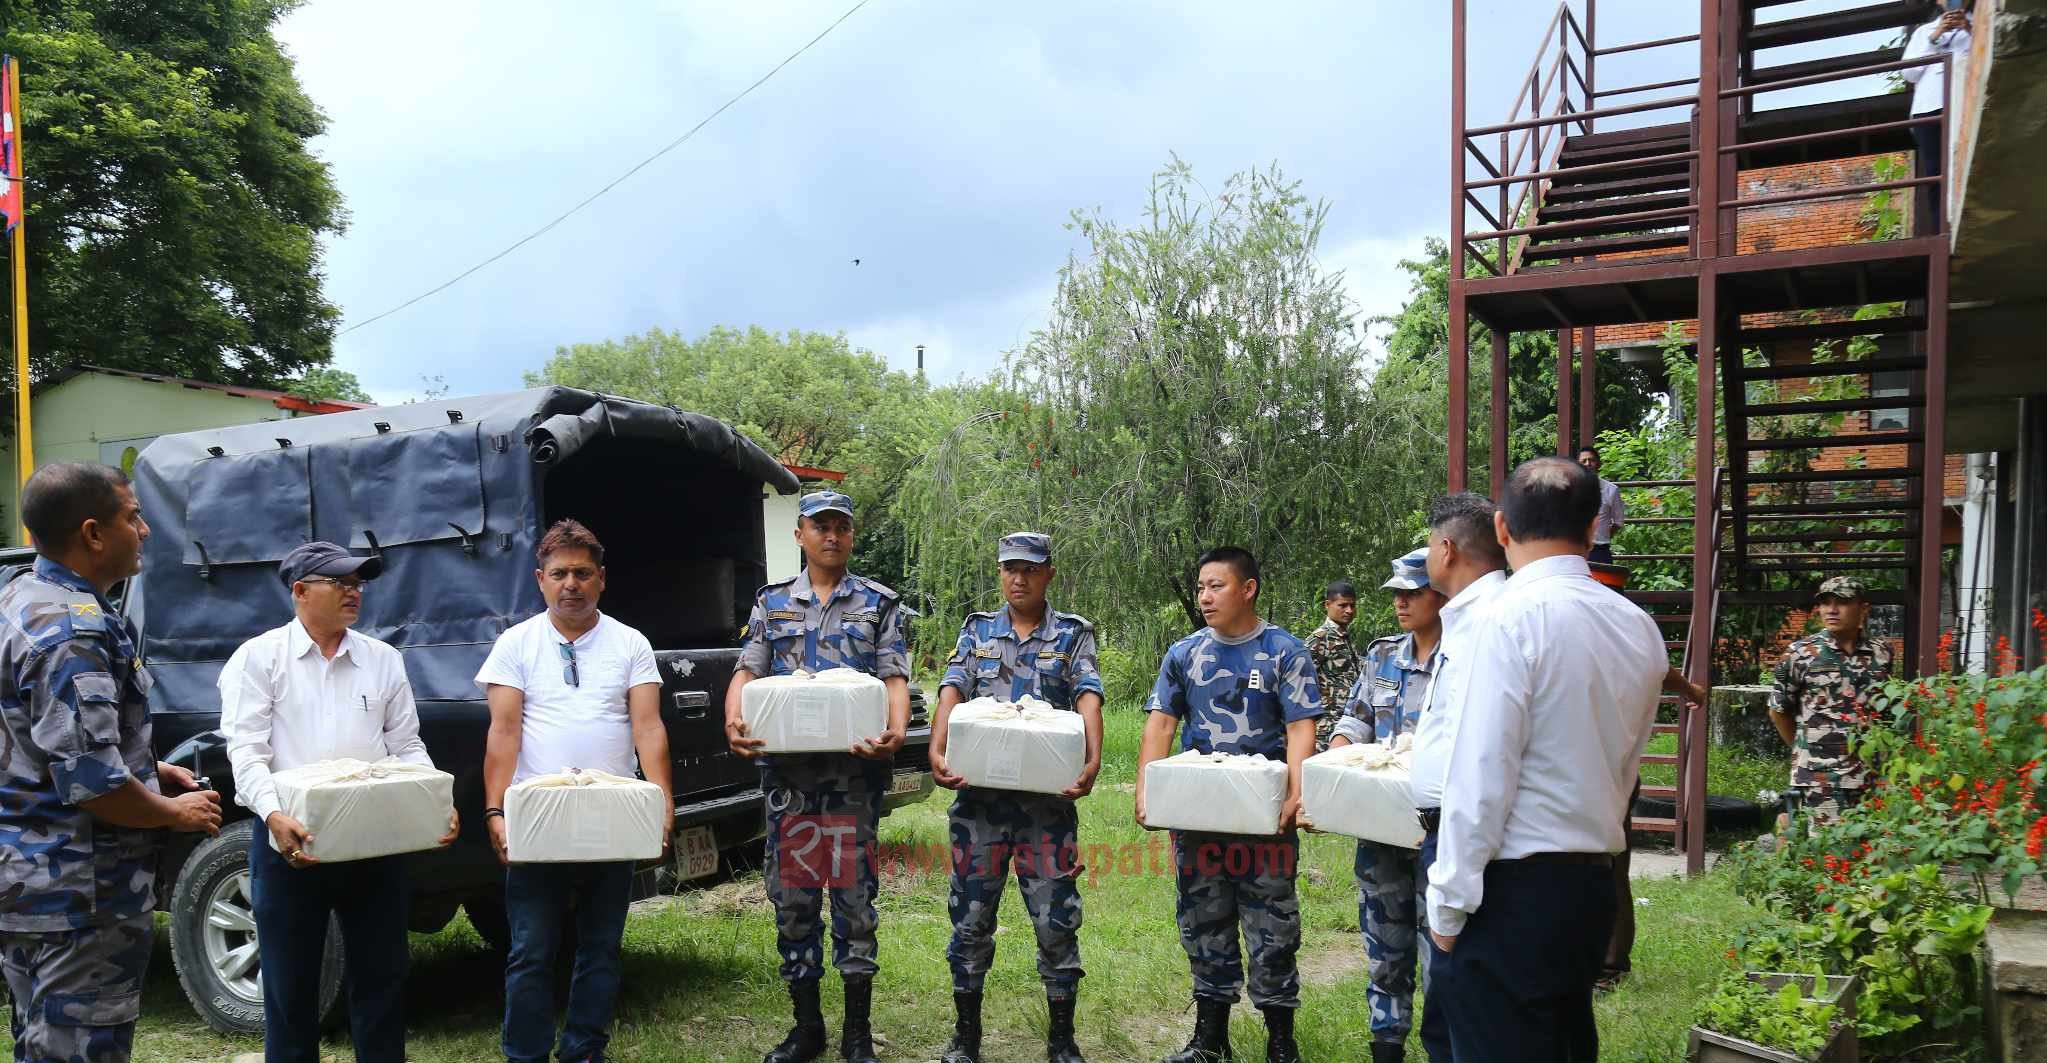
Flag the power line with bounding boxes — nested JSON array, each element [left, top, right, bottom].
[[339, 0, 874, 337]]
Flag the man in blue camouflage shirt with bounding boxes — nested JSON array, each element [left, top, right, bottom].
[[0, 462, 221, 1063], [726, 490, 910, 1063], [1324, 548, 1444, 1063], [1137, 546, 1321, 1063], [928, 532, 1104, 1063]]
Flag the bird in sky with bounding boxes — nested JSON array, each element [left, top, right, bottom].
[[851, 258, 861, 266]]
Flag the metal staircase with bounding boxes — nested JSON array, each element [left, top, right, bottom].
[[1448, 0, 1956, 872]]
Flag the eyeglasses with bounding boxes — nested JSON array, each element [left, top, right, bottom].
[[299, 576, 365, 592], [558, 642, 580, 688]]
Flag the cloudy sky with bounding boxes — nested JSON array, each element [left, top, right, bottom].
[[272, 1, 1731, 403]]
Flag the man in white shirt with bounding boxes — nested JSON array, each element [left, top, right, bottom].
[[479, 519, 670, 1063], [1406, 492, 1508, 1063], [1901, 3, 1972, 235], [1424, 459, 1668, 1063], [220, 540, 458, 1063], [1577, 447, 1624, 565]]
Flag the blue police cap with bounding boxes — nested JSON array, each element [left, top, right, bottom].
[[998, 532, 1052, 564], [798, 491, 854, 519], [1381, 548, 1430, 592]]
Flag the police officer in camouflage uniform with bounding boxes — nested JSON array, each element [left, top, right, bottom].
[[929, 532, 1104, 1063], [1137, 546, 1321, 1063], [727, 491, 911, 1063], [1302, 580, 1362, 751], [0, 462, 222, 1063], [1323, 549, 1443, 1063], [1769, 576, 1895, 829]]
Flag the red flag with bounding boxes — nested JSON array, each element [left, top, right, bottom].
[[1, 57, 20, 233]]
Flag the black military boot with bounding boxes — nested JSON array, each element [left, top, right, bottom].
[[940, 990, 982, 1063], [1160, 997, 1233, 1063], [840, 975, 880, 1063], [764, 978, 828, 1063], [1370, 1041, 1406, 1063], [1046, 993, 1086, 1063], [1259, 1006, 1299, 1063]]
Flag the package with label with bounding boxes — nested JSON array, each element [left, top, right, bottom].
[[1141, 749, 1289, 835], [947, 696, 1086, 794], [741, 667, 889, 752], [1301, 737, 1423, 848], [271, 758, 455, 863], [505, 768, 668, 863]]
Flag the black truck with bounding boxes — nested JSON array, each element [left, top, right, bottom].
[[80, 387, 934, 1033]]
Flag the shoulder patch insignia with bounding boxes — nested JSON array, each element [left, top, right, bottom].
[[69, 602, 102, 620]]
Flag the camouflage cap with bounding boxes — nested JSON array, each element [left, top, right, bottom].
[[798, 490, 854, 519], [1381, 547, 1431, 591], [997, 531, 1052, 564], [1815, 575, 1866, 602]]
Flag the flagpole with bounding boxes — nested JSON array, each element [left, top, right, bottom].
[[7, 57, 30, 546]]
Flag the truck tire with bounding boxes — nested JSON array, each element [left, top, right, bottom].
[[168, 819, 344, 1035]]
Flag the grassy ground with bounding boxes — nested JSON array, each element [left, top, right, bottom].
[[48, 709, 1759, 1062]]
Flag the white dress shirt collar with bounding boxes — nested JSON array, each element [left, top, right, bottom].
[[286, 618, 367, 667]]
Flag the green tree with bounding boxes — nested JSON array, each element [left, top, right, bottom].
[[1373, 238, 1664, 485], [287, 366, 371, 404], [903, 161, 1445, 662], [2, 1, 345, 388], [528, 325, 941, 591]]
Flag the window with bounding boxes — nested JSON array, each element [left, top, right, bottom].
[[1869, 370, 1912, 431]]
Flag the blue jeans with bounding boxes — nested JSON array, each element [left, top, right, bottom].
[[503, 861, 634, 1063], [249, 839, 410, 1063]]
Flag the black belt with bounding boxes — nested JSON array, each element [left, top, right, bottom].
[[1417, 807, 1441, 833], [1499, 852, 1614, 869]]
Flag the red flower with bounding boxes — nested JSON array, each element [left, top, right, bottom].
[[1974, 697, 1990, 735], [1937, 629, 1957, 673], [1825, 905, 1837, 913], [1910, 785, 1926, 803], [2028, 817, 2047, 860]]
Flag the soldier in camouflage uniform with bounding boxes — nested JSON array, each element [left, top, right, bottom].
[[1302, 580, 1362, 751], [1138, 546, 1321, 1063], [727, 491, 911, 1063], [1324, 549, 1444, 1063], [0, 462, 221, 1063], [929, 532, 1103, 1063], [1769, 576, 1895, 830]]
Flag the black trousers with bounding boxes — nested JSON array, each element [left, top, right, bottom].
[[1911, 119, 1943, 236], [249, 840, 411, 1063], [1431, 857, 1616, 1063]]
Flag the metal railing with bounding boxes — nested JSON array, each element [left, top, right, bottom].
[[1456, 3, 1705, 277], [1455, 4, 1955, 281]]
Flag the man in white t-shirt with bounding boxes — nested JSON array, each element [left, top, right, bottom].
[[478, 519, 670, 1063]]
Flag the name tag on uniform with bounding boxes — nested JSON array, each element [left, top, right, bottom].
[[767, 610, 805, 622], [843, 610, 880, 624], [1039, 651, 1069, 662], [974, 646, 1003, 659], [1372, 676, 1399, 690], [1247, 670, 1266, 692]]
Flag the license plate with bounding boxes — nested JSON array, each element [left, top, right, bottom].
[[675, 826, 719, 881], [888, 771, 924, 796]]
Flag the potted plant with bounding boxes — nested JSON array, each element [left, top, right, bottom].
[[1690, 972, 1860, 1063]]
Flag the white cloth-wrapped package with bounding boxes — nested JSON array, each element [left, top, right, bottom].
[[505, 768, 667, 863], [741, 668, 889, 753], [947, 696, 1086, 794], [271, 758, 454, 863], [1142, 749, 1289, 835], [1301, 737, 1424, 848]]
